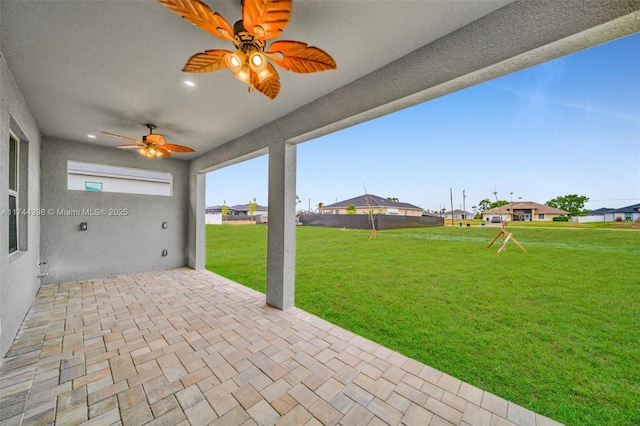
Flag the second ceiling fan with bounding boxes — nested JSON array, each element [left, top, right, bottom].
[[102, 124, 195, 158], [158, 0, 337, 99]]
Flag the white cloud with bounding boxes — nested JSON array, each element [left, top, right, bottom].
[[489, 82, 640, 122]]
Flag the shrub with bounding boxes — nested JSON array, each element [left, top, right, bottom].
[[615, 216, 623, 222], [553, 215, 569, 222]]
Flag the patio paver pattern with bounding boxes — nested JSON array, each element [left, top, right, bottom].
[[0, 268, 562, 426]]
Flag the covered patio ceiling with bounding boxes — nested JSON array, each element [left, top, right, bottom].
[[2, 1, 637, 161], [1, 0, 511, 159]]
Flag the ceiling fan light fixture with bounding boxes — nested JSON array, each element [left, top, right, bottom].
[[249, 52, 267, 72], [234, 64, 251, 84], [225, 51, 246, 73], [104, 125, 194, 158], [256, 68, 273, 83]]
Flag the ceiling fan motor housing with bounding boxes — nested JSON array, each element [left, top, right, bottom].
[[233, 21, 266, 53], [225, 21, 270, 85]]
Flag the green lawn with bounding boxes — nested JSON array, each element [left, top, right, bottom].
[[205, 224, 640, 426]]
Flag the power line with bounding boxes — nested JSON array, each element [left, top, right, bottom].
[[589, 198, 640, 202]]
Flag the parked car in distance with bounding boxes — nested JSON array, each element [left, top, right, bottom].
[[491, 216, 502, 223]]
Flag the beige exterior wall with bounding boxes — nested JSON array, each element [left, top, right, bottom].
[[483, 212, 566, 222], [527, 210, 567, 221], [535, 213, 564, 221]]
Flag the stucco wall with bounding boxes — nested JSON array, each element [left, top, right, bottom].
[[1, 56, 42, 357], [40, 138, 189, 284]]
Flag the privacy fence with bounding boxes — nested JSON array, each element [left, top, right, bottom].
[[298, 214, 443, 230]]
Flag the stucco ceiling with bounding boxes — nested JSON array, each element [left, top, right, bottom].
[[0, 0, 513, 160], [3, 1, 639, 165]]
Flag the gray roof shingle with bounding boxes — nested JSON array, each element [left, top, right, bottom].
[[322, 194, 421, 210]]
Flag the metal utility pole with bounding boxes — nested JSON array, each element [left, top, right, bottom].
[[450, 188, 454, 227], [463, 189, 467, 224]]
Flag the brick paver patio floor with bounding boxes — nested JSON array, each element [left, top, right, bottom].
[[0, 268, 562, 425]]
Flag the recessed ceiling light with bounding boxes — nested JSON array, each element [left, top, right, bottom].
[[185, 80, 196, 87], [87, 134, 97, 139]]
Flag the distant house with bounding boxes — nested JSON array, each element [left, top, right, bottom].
[[321, 194, 422, 216], [604, 203, 640, 222], [573, 207, 612, 223], [587, 208, 613, 215], [205, 204, 268, 216], [443, 209, 473, 220], [483, 201, 568, 222], [231, 203, 268, 217], [574, 204, 640, 223], [205, 205, 233, 215]]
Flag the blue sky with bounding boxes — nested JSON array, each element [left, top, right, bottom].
[[206, 33, 640, 213]]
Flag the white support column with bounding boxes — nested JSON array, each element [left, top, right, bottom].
[[188, 171, 206, 270], [266, 141, 297, 310]]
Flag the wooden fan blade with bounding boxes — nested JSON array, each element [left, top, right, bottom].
[[156, 146, 172, 157], [116, 144, 143, 149], [145, 133, 168, 145], [182, 49, 231, 73], [101, 131, 144, 145], [268, 40, 336, 73], [251, 63, 280, 99], [163, 144, 195, 153], [242, 0, 291, 40], [158, 0, 234, 40]]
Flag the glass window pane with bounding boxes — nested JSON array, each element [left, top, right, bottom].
[[9, 195, 17, 253], [85, 181, 103, 192], [9, 135, 17, 191]]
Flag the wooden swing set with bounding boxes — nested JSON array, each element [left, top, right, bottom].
[[487, 193, 527, 253], [488, 224, 527, 253]]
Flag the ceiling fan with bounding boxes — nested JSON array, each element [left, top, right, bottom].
[[158, 0, 337, 99], [101, 124, 195, 158]]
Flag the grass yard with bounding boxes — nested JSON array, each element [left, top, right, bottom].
[[205, 224, 640, 426]]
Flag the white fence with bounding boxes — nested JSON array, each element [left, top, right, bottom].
[[572, 215, 605, 223], [205, 213, 223, 225]]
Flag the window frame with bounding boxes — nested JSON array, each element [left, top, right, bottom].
[[67, 161, 173, 196], [8, 132, 19, 255]]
